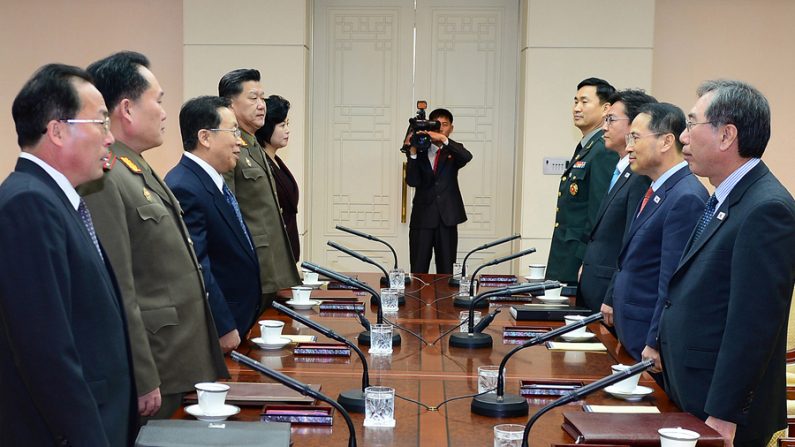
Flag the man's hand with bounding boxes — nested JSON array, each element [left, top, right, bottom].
[[138, 387, 162, 417], [220, 329, 241, 353], [705, 416, 736, 447], [600, 303, 614, 326], [423, 130, 447, 145], [403, 133, 417, 155], [641, 345, 662, 373]]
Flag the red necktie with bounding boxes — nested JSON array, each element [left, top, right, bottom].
[[638, 187, 654, 215], [432, 148, 441, 174]]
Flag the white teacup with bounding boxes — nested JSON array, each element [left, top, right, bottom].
[[195, 382, 229, 416], [611, 363, 641, 393], [544, 284, 564, 298], [563, 314, 587, 335], [259, 319, 285, 343], [658, 427, 700, 447], [527, 264, 546, 280], [291, 286, 312, 303], [302, 270, 319, 283]]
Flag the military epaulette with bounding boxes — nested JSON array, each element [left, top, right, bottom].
[[118, 156, 143, 174]]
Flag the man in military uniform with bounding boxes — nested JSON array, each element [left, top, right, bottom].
[[546, 77, 618, 285], [79, 51, 228, 420], [219, 69, 301, 312]]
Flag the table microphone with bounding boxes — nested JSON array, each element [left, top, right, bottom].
[[271, 301, 370, 413], [453, 247, 536, 308], [449, 281, 559, 349], [449, 234, 521, 286], [327, 241, 404, 305], [471, 312, 604, 417], [231, 351, 357, 447], [301, 261, 401, 347], [520, 359, 655, 447], [335, 225, 410, 285]]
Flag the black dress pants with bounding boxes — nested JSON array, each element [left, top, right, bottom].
[[409, 224, 457, 274]]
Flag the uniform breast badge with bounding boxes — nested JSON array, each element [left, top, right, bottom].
[[569, 183, 579, 196], [143, 188, 153, 202], [246, 158, 252, 168]]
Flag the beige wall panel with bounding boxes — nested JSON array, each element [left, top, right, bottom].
[[0, 0, 183, 178], [653, 0, 795, 192], [184, 0, 308, 46], [525, 0, 655, 48]]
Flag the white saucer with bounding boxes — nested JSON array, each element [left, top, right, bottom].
[[302, 280, 325, 288], [286, 299, 321, 310], [185, 404, 240, 422], [251, 336, 292, 350], [537, 296, 568, 304], [604, 385, 653, 401], [523, 275, 545, 282], [560, 331, 596, 342]]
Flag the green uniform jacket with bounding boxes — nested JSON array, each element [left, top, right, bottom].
[[224, 131, 300, 294], [79, 142, 228, 396], [546, 130, 617, 284]]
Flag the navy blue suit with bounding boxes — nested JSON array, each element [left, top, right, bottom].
[[605, 165, 707, 360], [165, 155, 262, 338], [0, 159, 136, 446], [659, 162, 795, 445]]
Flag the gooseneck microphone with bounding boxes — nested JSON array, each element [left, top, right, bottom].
[[449, 281, 560, 349], [335, 225, 410, 285], [327, 241, 404, 305], [453, 247, 537, 308], [450, 234, 521, 286], [520, 359, 655, 447], [271, 302, 370, 413], [301, 261, 401, 347], [471, 312, 604, 417], [231, 351, 358, 447]]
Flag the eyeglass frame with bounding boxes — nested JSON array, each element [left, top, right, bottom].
[[685, 119, 715, 132], [625, 132, 664, 147], [603, 115, 630, 127], [207, 128, 242, 139], [55, 116, 111, 134]]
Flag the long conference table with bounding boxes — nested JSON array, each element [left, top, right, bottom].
[[174, 273, 679, 446]]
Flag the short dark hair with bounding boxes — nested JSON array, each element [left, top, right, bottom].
[[12, 63, 94, 148], [428, 108, 453, 123], [87, 51, 151, 112], [179, 96, 231, 151], [638, 102, 686, 152], [607, 89, 658, 122], [577, 77, 615, 104], [255, 95, 291, 147], [218, 69, 261, 99], [696, 79, 770, 158]]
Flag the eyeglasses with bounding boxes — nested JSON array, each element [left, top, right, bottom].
[[625, 132, 663, 147], [59, 116, 111, 134], [685, 119, 714, 132], [208, 128, 242, 139], [603, 115, 630, 126]]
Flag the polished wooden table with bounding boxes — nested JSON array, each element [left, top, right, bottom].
[[175, 273, 678, 446]]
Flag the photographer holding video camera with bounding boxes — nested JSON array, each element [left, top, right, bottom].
[[402, 102, 472, 274]]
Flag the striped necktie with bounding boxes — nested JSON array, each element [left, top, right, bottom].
[[78, 199, 103, 260], [692, 194, 719, 243], [223, 184, 254, 251]]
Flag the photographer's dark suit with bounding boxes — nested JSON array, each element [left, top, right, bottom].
[[405, 139, 472, 273]]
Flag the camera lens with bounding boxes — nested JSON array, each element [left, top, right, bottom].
[[411, 133, 432, 151]]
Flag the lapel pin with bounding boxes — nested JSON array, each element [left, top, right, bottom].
[[653, 196, 661, 204], [717, 212, 726, 220]]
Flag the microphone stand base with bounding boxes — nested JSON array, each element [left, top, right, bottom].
[[449, 332, 493, 349], [453, 295, 489, 309], [471, 393, 529, 418], [337, 389, 365, 413], [448, 277, 461, 287], [357, 330, 402, 346]]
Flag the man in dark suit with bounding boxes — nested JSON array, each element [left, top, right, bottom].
[[404, 108, 473, 274], [0, 64, 136, 446], [658, 80, 795, 446], [166, 96, 262, 340], [603, 103, 708, 366], [80, 52, 227, 419], [547, 78, 618, 284], [577, 90, 656, 314]]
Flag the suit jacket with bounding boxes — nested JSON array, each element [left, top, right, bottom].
[[166, 155, 262, 337], [547, 130, 618, 284], [224, 131, 300, 294], [79, 142, 227, 397], [405, 138, 472, 228], [266, 154, 300, 261], [0, 159, 136, 446], [578, 164, 651, 312], [659, 162, 795, 443], [605, 165, 707, 360]]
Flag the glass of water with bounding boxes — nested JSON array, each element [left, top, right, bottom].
[[380, 288, 399, 312], [453, 262, 463, 280], [369, 323, 393, 355], [459, 276, 471, 297], [364, 386, 395, 427], [493, 424, 524, 447], [478, 365, 501, 394], [459, 310, 482, 333], [388, 268, 405, 290]]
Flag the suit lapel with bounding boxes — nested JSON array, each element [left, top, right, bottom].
[[592, 165, 633, 232], [626, 166, 691, 241]]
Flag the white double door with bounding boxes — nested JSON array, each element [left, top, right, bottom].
[[309, 0, 519, 274]]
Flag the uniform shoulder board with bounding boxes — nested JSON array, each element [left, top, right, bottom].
[[118, 156, 143, 174]]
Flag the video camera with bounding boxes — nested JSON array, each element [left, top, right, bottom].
[[402, 100, 440, 153]]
